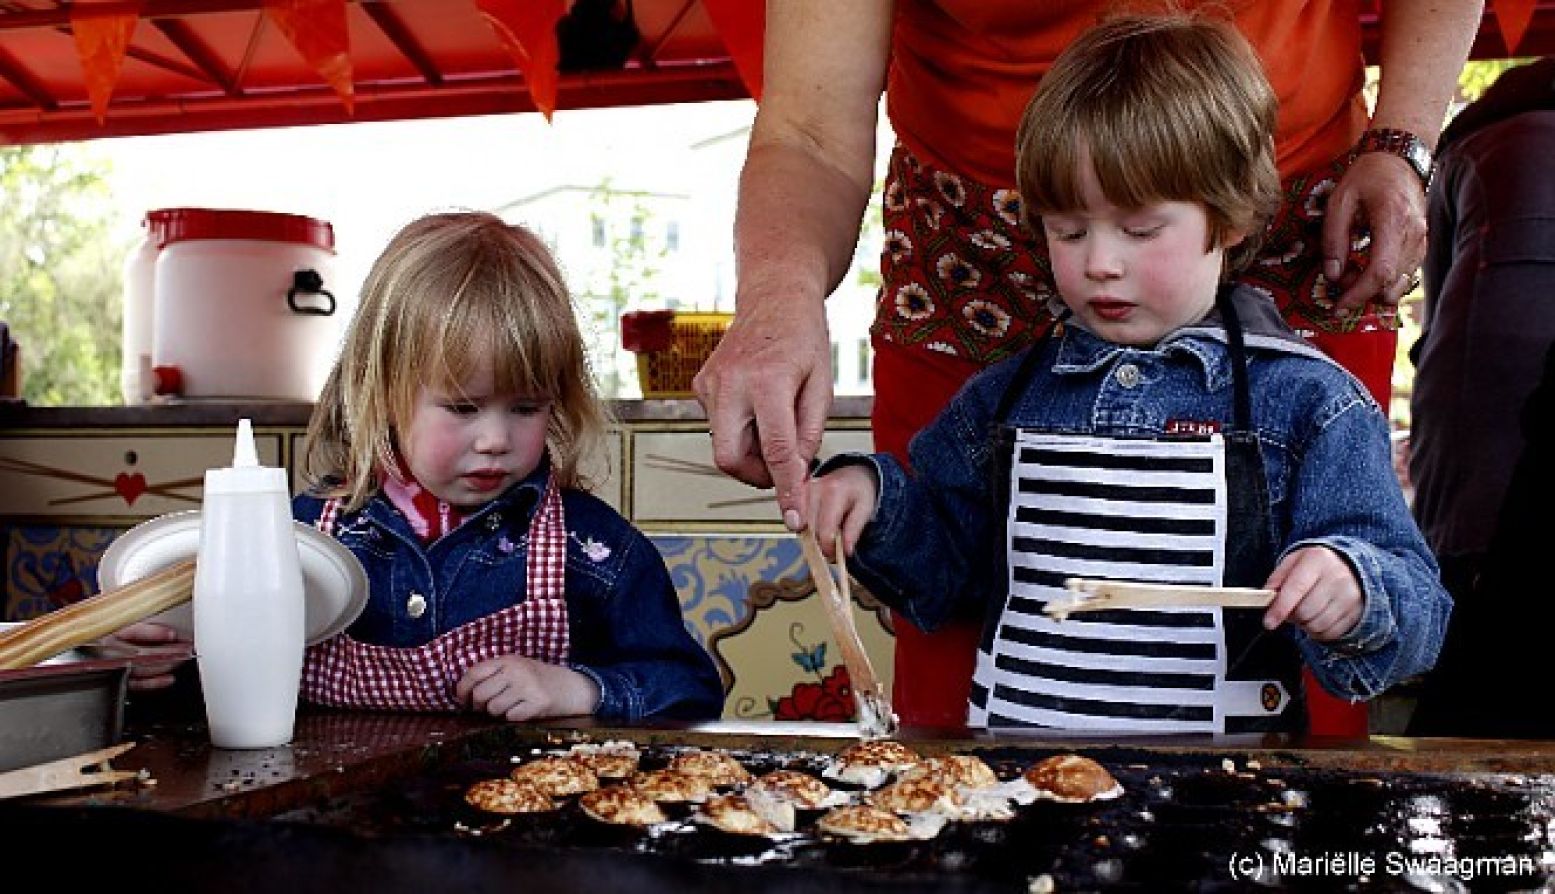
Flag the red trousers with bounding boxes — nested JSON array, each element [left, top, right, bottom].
[[872, 327, 1396, 736]]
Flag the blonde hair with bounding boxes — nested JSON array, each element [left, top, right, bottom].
[[1015, 10, 1280, 274], [304, 211, 610, 511]]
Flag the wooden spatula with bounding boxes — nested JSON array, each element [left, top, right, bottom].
[[1044, 577, 1276, 620], [798, 530, 897, 739], [0, 743, 140, 800]]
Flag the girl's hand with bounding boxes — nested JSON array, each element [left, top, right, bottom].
[[455, 655, 601, 721], [805, 464, 880, 561], [109, 621, 192, 691], [1261, 546, 1364, 642]]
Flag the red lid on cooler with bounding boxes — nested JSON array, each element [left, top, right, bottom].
[[153, 208, 335, 252]]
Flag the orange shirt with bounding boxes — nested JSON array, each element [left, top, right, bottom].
[[887, 0, 1369, 186]]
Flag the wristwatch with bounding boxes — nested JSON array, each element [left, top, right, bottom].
[[1353, 128, 1434, 191]]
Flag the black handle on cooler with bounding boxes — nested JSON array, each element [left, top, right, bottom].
[[287, 269, 336, 316]]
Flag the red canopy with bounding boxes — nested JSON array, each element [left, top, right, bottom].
[[0, 0, 1549, 146]]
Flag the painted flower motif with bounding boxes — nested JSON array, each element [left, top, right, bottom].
[[992, 189, 1024, 228], [576, 535, 611, 563], [936, 253, 981, 290], [883, 229, 913, 263], [915, 196, 946, 230], [1007, 271, 1033, 287], [497, 535, 517, 554], [1260, 239, 1303, 266], [1303, 179, 1336, 219], [894, 283, 935, 321], [933, 171, 967, 207], [927, 341, 960, 356], [770, 664, 854, 722], [970, 230, 1011, 252], [883, 180, 907, 213], [963, 300, 1012, 339]]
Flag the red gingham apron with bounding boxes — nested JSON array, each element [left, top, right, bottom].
[[300, 479, 570, 711]]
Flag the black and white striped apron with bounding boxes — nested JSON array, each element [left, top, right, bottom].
[[969, 289, 1305, 734]]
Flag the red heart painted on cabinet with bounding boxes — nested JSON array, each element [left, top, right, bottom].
[[114, 471, 148, 505]]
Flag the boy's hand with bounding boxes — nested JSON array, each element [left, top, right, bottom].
[[110, 621, 193, 691], [804, 464, 880, 561], [1261, 546, 1364, 642], [456, 655, 601, 721]]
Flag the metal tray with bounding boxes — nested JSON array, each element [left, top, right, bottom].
[[0, 657, 131, 773]]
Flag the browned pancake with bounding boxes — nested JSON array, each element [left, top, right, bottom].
[[463, 778, 554, 815], [752, 769, 833, 809], [868, 776, 962, 814], [667, 750, 753, 787], [836, 740, 920, 771], [815, 804, 913, 843], [900, 754, 1000, 790], [696, 794, 779, 836], [509, 756, 599, 797], [1023, 754, 1122, 802], [629, 768, 714, 803], [565, 743, 641, 779], [579, 785, 668, 827]]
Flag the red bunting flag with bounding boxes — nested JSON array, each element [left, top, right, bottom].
[[69, 0, 142, 124], [1493, 0, 1537, 55], [475, 0, 566, 120], [700, 0, 765, 101], [263, 0, 354, 114]]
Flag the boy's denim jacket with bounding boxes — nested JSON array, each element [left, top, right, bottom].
[[293, 464, 725, 722], [843, 287, 1450, 701]]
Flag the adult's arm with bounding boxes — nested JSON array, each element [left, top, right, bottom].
[[1323, 0, 1483, 311], [692, 0, 893, 531]]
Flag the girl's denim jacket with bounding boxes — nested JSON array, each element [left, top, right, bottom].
[[293, 466, 725, 722], [844, 287, 1450, 701]]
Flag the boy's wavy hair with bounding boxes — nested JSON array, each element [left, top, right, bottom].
[[1015, 9, 1280, 275], [303, 211, 610, 511]]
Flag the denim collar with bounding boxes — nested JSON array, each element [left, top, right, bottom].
[[361, 460, 551, 540], [1053, 284, 1335, 392]]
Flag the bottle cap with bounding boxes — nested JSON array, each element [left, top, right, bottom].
[[203, 417, 288, 494]]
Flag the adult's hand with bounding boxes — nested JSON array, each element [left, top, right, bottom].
[[693, 292, 832, 531], [1322, 150, 1428, 314]]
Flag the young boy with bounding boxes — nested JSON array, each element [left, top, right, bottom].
[[806, 12, 1449, 733]]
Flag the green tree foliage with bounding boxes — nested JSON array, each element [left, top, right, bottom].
[[0, 144, 126, 405], [585, 179, 666, 397]]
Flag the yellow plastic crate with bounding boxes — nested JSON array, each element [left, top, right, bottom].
[[629, 311, 732, 399]]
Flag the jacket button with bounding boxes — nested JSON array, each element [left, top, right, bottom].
[[1115, 363, 1141, 388], [486, 513, 503, 531], [406, 592, 427, 618]]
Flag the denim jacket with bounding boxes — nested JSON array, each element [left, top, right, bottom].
[[293, 465, 724, 722], [842, 287, 1449, 701]]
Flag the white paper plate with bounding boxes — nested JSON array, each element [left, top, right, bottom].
[[98, 511, 368, 646]]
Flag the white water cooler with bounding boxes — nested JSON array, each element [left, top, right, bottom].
[[144, 208, 341, 401]]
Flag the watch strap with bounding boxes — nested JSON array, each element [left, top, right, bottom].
[[1353, 127, 1434, 188]]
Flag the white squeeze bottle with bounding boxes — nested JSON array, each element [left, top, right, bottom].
[[193, 418, 306, 749]]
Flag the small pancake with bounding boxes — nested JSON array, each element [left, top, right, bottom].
[[630, 768, 714, 803], [463, 778, 554, 815], [751, 769, 833, 809], [869, 776, 963, 815], [696, 794, 780, 837], [579, 785, 668, 827], [509, 756, 599, 797], [900, 755, 1000, 790], [816, 804, 914, 843], [836, 740, 920, 772], [667, 750, 753, 787], [565, 743, 641, 779], [1022, 754, 1123, 802]]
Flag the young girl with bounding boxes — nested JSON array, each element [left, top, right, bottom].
[[287, 211, 722, 722], [804, 13, 1449, 733]]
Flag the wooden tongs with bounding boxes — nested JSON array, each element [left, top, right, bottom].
[[1044, 577, 1276, 620], [798, 530, 898, 739], [0, 559, 195, 670], [0, 743, 140, 801]]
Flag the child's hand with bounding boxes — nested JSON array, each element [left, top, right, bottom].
[[109, 621, 192, 691], [455, 655, 601, 721], [805, 464, 880, 561], [1262, 546, 1364, 642]]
